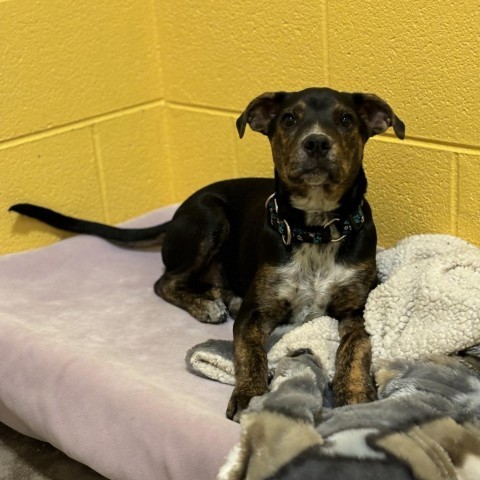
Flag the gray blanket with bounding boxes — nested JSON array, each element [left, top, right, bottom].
[[218, 352, 480, 480]]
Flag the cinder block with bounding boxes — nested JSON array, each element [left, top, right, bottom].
[[364, 139, 454, 247], [327, 0, 480, 147], [458, 153, 480, 246], [3, 129, 103, 254], [166, 106, 237, 201], [158, 0, 327, 110], [93, 105, 173, 224], [0, 0, 162, 142]]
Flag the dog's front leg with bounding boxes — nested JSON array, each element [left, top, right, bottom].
[[226, 310, 270, 422], [226, 290, 290, 421], [332, 316, 377, 406]]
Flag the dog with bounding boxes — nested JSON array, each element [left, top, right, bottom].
[[10, 87, 405, 421]]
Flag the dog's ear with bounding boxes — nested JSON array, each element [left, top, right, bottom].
[[353, 93, 405, 140], [236, 92, 286, 138]]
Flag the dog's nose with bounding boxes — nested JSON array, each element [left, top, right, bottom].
[[302, 134, 332, 157]]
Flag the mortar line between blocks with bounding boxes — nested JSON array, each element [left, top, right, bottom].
[[168, 101, 240, 116], [322, 0, 330, 86], [0, 100, 165, 151], [91, 125, 111, 223], [451, 153, 459, 236], [162, 105, 177, 203], [230, 116, 240, 178], [374, 134, 480, 155], [150, 0, 166, 95]]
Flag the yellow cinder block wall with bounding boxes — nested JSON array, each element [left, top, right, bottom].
[[2, 0, 479, 254]]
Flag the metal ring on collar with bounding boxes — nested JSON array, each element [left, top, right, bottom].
[[323, 217, 339, 228], [265, 193, 277, 211], [330, 234, 347, 243], [281, 219, 292, 246]]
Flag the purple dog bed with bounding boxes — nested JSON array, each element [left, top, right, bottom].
[[0, 205, 240, 480]]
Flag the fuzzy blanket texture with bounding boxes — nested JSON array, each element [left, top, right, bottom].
[[187, 234, 480, 383], [218, 351, 480, 480]]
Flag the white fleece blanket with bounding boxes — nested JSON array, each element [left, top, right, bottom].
[[368, 234, 480, 366], [187, 234, 480, 382]]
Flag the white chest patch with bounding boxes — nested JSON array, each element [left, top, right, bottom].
[[276, 243, 357, 324]]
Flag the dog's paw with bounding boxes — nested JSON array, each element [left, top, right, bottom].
[[347, 388, 377, 406], [332, 377, 377, 407], [198, 299, 229, 324], [226, 391, 253, 422], [226, 296, 243, 318], [360, 381, 378, 403], [226, 385, 268, 422]]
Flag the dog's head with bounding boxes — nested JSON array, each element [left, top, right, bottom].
[[237, 88, 405, 208]]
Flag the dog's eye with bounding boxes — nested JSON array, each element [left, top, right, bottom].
[[340, 113, 354, 128], [282, 113, 296, 128]]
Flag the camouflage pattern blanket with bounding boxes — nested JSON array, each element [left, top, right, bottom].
[[218, 351, 480, 480]]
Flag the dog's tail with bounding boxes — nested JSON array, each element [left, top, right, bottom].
[[9, 203, 169, 247]]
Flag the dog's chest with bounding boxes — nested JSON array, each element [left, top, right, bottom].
[[276, 243, 356, 323]]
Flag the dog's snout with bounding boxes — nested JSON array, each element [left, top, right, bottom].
[[302, 134, 332, 157]]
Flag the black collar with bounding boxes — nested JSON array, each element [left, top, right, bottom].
[[265, 193, 365, 246]]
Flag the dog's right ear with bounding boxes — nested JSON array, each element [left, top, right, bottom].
[[236, 92, 286, 138]]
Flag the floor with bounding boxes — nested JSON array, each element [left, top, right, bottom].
[[0, 422, 107, 480]]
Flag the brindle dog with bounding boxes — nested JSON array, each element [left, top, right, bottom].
[[10, 87, 405, 421]]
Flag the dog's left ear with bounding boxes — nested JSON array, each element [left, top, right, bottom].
[[353, 93, 406, 140], [236, 92, 286, 138]]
